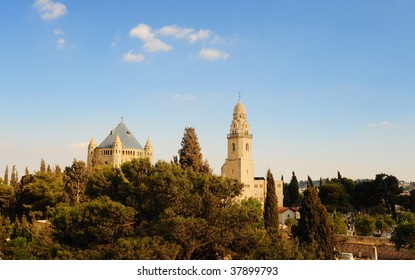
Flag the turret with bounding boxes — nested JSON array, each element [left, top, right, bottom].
[[144, 138, 153, 163], [112, 134, 122, 167], [87, 137, 97, 167]]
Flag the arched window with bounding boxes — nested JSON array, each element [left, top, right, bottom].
[[246, 143, 249, 151], [232, 143, 235, 152]]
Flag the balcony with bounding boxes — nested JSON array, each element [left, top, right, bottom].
[[227, 133, 253, 139]]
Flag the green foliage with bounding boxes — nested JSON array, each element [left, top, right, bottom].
[[4, 165, 9, 185], [18, 169, 66, 219], [108, 237, 181, 259], [353, 174, 402, 216], [284, 171, 300, 207], [264, 169, 279, 231], [292, 177, 336, 259], [178, 127, 211, 174], [64, 160, 88, 204], [319, 180, 353, 213], [330, 211, 348, 234], [391, 212, 415, 251], [0, 184, 15, 217], [354, 215, 376, 236], [51, 196, 136, 248]]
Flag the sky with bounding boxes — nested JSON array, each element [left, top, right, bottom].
[[0, 0, 414, 182]]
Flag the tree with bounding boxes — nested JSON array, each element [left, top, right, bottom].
[[64, 160, 88, 204], [10, 165, 18, 188], [391, 212, 415, 251], [285, 171, 300, 207], [51, 196, 137, 248], [178, 127, 211, 174], [40, 159, 46, 173], [330, 210, 347, 234], [292, 177, 336, 259], [4, 165, 9, 185], [264, 169, 279, 231], [318, 180, 353, 213], [354, 214, 376, 236]]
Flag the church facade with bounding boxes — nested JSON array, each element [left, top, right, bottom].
[[87, 119, 152, 168], [221, 100, 284, 205]]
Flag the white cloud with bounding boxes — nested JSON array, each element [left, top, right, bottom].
[[33, 0, 67, 21], [173, 94, 194, 102], [111, 42, 117, 48], [71, 142, 88, 149], [122, 50, 145, 63], [199, 48, 229, 60], [368, 121, 391, 128], [157, 25, 193, 39], [53, 28, 64, 35], [157, 25, 210, 43], [189, 29, 210, 43], [129, 24, 172, 52], [57, 38, 65, 45]]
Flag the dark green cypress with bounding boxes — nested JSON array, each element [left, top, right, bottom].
[[293, 176, 336, 259], [264, 169, 279, 231]]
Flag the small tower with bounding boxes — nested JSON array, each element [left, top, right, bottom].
[[112, 134, 122, 167], [144, 138, 153, 163], [87, 137, 97, 167]]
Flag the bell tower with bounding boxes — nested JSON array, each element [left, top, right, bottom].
[[222, 98, 254, 190]]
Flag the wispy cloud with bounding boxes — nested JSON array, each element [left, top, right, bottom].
[[122, 50, 145, 63], [71, 142, 88, 149], [199, 48, 229, 60], [125, 23, 228, 62], [368, 121, 391, 128], [129, 24, 172, 53], [53, 28, 64, 35], [189, 29, 210, 43], [173, 94, 194, 102], [33, 0, 67, 21], [57, 37, 65, 46], [157, 25, 210, 43], [157, 25, 193, 39]]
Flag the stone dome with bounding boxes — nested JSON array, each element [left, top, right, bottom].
[[233, 101, 246, 115]]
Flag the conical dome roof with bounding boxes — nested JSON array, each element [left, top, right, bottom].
[[98, 120, 143, 149]]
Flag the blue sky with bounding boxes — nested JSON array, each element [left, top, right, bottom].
[[0, 0, 414, 182]]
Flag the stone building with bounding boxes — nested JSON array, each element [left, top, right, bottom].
[[87, 119, 152, 168], [221, 99, 283, 205]]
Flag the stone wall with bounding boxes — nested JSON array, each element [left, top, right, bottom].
[[338, 235, 415, 260]]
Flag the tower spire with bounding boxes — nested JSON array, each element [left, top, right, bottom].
[[238, 92, 241, 102]]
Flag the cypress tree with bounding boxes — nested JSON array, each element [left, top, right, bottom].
[[4, 165, 9, 185], [264, 169, 279, 231], [178, 127, 211, 174], [40, 159, 46, 173], [10, 165, 18, 188], [293, 176, 336, 259], [286, 171, 300, 207]]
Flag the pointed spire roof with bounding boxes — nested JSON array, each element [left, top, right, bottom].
[[98, 120, 143, 149], [144, 138, 153, 149]]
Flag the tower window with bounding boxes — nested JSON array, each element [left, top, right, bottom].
[[232, 143, 235, 152], [246, 143, 249, 151]]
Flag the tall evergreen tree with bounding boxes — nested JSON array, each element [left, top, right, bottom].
[[10, 165, 18, 188], [4, 165, 9, 185], [286, 171, 300, 207], [40, 159, 46, 173], [264, 169, 279, 231], [293, 176, 336, 259], [178, 127, 211, 174], [64, 160, 88, 204]]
